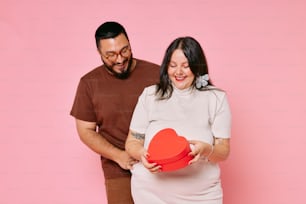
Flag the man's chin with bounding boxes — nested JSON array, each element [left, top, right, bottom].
[[102, 57, 133, 79], [116, 71, 130, 79], [113, 66, 128, 74], [109, 66, 131, 79]]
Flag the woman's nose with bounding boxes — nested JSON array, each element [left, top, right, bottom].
[[175, 67, 183, 75]]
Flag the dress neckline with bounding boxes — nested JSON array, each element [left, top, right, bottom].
[[172, 86, 195, 96]]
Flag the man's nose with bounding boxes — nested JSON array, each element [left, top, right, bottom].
[[115, 54, 124, 63]]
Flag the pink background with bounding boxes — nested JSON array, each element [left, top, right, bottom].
[[1, 0, 306, 203]]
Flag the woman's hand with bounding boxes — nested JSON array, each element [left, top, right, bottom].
[[140, 151, 162, 173], [188, 140, 213, 165]]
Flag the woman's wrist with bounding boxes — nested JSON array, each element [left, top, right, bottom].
[[204, 144, 214, 161], [136, 148, 146, 160]]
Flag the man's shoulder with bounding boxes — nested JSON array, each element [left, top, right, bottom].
[[134, 59, 159, 78], [136, 58, 159, 68], [80, 65, 104, 80]]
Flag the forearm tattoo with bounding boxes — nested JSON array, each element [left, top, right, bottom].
[[131, 131, 145, 140]]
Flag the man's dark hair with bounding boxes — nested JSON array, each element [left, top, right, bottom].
[[95, 21, 129, 49]]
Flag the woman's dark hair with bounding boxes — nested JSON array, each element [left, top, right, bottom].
[[95, 21, 129, 49], [156, 36, 213, 99]]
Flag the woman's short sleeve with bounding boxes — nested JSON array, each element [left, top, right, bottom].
[[209, 91, 232, 139], [129, 87, 152, 134]]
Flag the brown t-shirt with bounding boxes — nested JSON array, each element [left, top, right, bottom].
[[70, 59, 159, 179]]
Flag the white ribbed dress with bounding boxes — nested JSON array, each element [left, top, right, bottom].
[[129, 85, 231, 204]]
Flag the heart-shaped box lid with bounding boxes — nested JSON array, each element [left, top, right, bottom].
[[147, 128, 191, 164]]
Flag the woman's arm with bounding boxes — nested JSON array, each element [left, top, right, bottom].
[[188, 138, 230, 164], [125, 130, 162, 172], [208, 138, 230, 163], [125, 130, 146, 161]]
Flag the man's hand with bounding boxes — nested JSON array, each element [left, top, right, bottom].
[[115, 150, 138, 170]]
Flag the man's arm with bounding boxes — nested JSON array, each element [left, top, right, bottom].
[[75, 119, 137, 170]]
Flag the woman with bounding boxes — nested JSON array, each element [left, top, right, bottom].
[[125, 36, 231, 204]]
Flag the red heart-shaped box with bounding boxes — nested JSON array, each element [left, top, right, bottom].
[[147, 128, 193, 172]]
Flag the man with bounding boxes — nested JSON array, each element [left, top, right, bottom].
[[70, 21, 159, 204]]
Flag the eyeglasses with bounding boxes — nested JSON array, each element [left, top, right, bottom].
[[102, 45, 131, 61]]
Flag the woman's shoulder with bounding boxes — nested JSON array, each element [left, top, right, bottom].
[[143, 84, 157, 91], [204, 85, 225, 93], [200, 85, 227, 100], [142, 85, 157, 96]]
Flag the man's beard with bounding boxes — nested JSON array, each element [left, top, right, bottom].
[[102, 54, 133, 79]]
